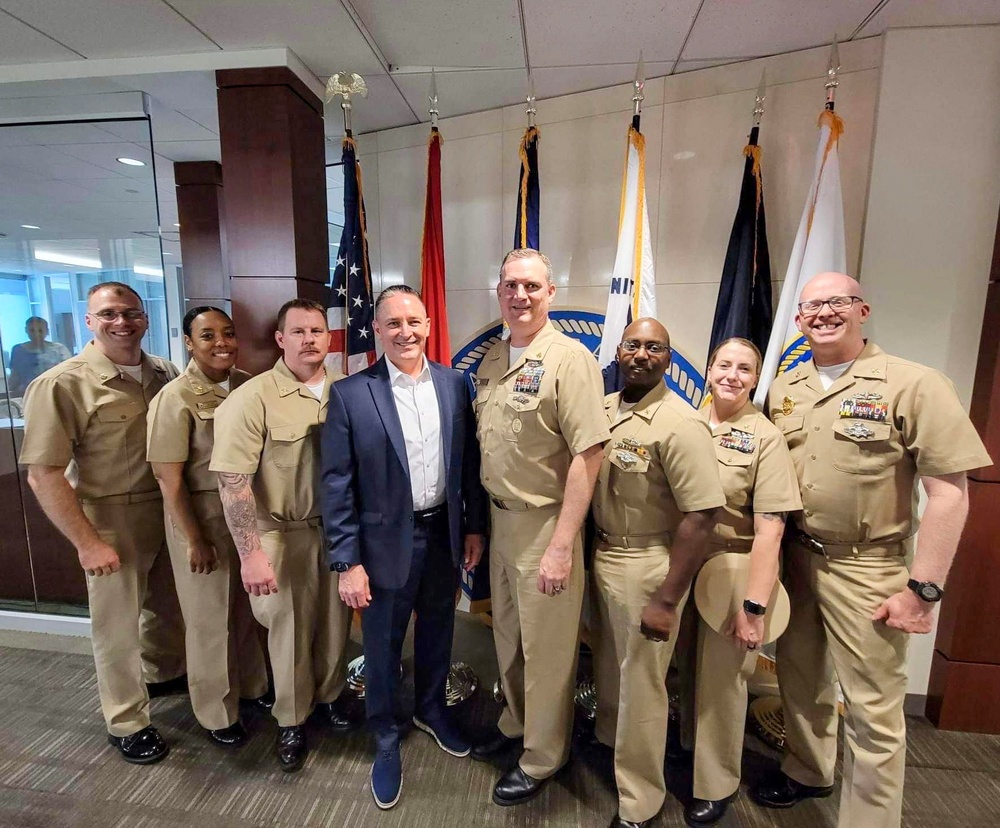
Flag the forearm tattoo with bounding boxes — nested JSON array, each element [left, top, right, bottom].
[[760, 512, 787, 523], [218, 472, 263, 560]]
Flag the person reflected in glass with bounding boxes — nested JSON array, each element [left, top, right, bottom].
[[9, 317, 71, 396]]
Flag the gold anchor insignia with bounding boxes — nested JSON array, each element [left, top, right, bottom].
[[781, 395, 795, 416]]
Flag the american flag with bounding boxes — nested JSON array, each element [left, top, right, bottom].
[[328, 137, 376, 374]]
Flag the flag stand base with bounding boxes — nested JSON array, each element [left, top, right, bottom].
[[345, 656, 477, 705]]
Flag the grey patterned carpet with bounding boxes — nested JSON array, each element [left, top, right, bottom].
[[1, 616, 999, 827]]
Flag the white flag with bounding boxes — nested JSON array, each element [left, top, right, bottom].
[[755, 110, 846, 404], [599, 126, 657, 367]]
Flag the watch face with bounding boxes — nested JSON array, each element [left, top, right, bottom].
[[919, 584, 941, 601]]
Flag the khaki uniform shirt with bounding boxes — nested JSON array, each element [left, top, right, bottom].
[[210, 359, 343, 524], [593, 383, 726, 537], [146, 361, 251, 494], [475, 322, 610, 506], [20, 341, 178, 501], [699, 402, 802, 546], [767, 342, 991, 543]]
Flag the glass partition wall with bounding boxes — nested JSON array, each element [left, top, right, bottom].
[[0, 116, 174, 614]]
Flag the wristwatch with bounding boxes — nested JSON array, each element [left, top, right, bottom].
[[332, 561, 353, 573], [907, 579, 944, 603], [743, 599, 767, 617]]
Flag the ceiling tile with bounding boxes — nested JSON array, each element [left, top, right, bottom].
[[523, 0, 702, 66], [860, 0, 1000, 33], [152, 139, 221, 163], [327, 74, 416, 136], [681, 0, 874, 60], [532, 62, 673, 100], [393, 69, 527, 122], [109, 71, 219, 112], [0, 145, 113, 179], [0, 122, 127, 147], [0, 0, 217, 59], [169, 0, 385, 75], [176, 107, 219, 135], [672, 58, 745, 74], [0, 9, 85, 64], [351, 0, 523, 68]]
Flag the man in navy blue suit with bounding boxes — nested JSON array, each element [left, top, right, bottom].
[[321, 285, 487, 809]]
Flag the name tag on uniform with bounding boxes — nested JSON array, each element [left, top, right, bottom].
[[474, 376, 489, 388], [719, 428, 755, 454], [513, 360, 545, 395], [839, 392, 888, 422]]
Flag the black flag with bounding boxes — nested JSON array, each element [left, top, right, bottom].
[[707, 126, 773, 362]]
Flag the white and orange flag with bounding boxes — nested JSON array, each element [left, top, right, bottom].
[[755, 109, 846, 404]]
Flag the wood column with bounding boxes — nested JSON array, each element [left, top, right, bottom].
[[175, 161, 229, 313], [216, 67, 329, 375], [928, 205, 1000, 733]]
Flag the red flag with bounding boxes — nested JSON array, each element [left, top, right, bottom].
[[420, 129, 451, 365]]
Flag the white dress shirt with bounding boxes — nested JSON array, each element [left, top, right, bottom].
[[386, 356, 446, 510]]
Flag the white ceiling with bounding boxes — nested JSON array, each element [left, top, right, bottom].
[[0, 0, 998, 264]]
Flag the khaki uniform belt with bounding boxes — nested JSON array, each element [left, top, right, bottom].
[[489, 496, 534, 512], [707, 537, 753, 553], [257, 515, 322, 532], [792, 529, 906, 559], [81, 490, 162, 506], [595, 526, 673, 549]]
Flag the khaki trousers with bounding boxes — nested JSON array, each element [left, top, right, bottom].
[[138, 545, 186, 684], [490, 503, 584, 779], [254, 522, 351, 727], [778, 539, 909, 828], [165, 493, 268, 731], [83, 495, 182, 737], [590, 543, 680, 824]]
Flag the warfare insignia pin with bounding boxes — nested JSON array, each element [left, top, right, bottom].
[[615, 450, 638, 469], [844, 422, 876, 439], [781, 396, 795, 416]]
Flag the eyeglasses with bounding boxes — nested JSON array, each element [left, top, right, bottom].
[[89, 309, 146, 322], [619, 340, 669, 355], [797, 295, 862, 316]]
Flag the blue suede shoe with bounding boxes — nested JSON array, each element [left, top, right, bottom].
[[371, 747, 402, 809], [412, 715, 471, 757]]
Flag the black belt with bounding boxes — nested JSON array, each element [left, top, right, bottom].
[[414, 504, 447, 522]]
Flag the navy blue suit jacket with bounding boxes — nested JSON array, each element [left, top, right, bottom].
[[321, 356, 488, 590]]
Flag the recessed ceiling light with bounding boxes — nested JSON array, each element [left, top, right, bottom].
[[34, 250, 102, 269], [117, 157, 145, 167], [125, 188, 139, 194], [173, 223, 180, 228], [21, 224, 40, 230]]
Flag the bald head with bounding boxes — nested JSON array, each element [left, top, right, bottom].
[[799, 272, 863, 304], [622, 317, 670, 346]]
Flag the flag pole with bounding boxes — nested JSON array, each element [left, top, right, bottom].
[[325, 72, 369, 138], [428, 68, 440, 132], [526, 72, 536, 129], [631, 51, 645, 131], [825, 35, 840, 111]]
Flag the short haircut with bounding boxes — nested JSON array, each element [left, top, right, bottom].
[[25, 316, 48, 329], [182, 305, 230, 337], [87, 281, 143, 306], [499, 248, 554, 284], [707, 336, 763, 375], [277, 298, 327, 332], [374, 284, 421, 318]]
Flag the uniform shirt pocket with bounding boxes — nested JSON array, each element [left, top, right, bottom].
[[96, 400, 144, 424], [831, 420, 897, 475], [269, 423, 311, 468], [715, 447, 753, 507], [503, 394, 541, 442]]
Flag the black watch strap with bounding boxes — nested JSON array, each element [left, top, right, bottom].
[[907, 579, 944, 603], [743, 599, 767, 616], [332, 561, 354, 573]]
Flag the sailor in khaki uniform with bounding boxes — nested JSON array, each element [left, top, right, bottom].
[[590, 318, 725, 828], [22, 281, 183, 764], [147, 307, 268, 746], [677, 338, 801, 826], [751, 273, 992, 828], [471, 249, 610, 807], [210, 299, 354, 772]]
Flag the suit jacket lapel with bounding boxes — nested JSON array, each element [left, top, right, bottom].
[[430, 362, 453, 480], [368, 359, 410, 482]]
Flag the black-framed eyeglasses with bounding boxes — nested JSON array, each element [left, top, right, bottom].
[[89, 309, 146, 322], [619, 340, 669, 355], [797, 295, 862, 316]]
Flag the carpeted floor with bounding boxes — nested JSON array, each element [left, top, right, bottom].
[[1, 616, 999, 827]]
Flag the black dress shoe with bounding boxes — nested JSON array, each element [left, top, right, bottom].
[[208, 721, 247, 747], [315, 699, 358, 732], [107, 726, 169, 765], [685, 796, 732, 825], [609, 815, 653, 828], [146, 674, 188, 698], [492, 765, 547, 806], [471, 728, 522, 761], [751, 771, 833, 809], [276, 725, 308, 772], [240, 690, 274, 713]]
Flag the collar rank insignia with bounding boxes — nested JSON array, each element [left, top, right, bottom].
[[839, 395, 888, 422], [719, 428, 755, 454], [513, 363, 545, 395], [844, 422, 876, 439], [781, 395, 795, 416]]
